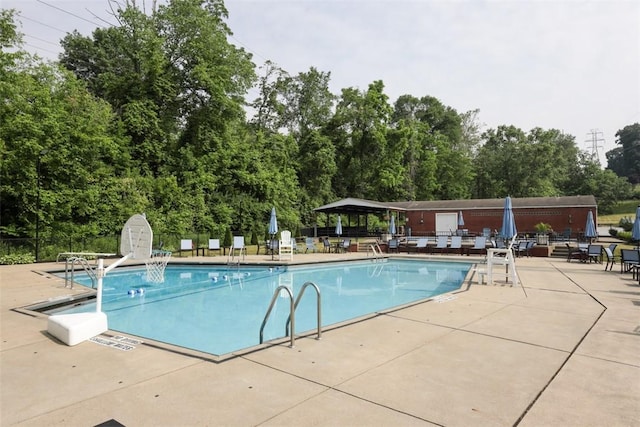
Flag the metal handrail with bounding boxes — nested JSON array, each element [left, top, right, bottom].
[[286, 281, 321, 340], [65, 256, 97, 289], [260, 285, 295, 347], [367, 243, 383, 260]]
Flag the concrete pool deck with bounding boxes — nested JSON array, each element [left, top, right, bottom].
[[1, 252, 639, 426]]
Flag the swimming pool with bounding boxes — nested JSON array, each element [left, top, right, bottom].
[[55, 259, 471, 356]]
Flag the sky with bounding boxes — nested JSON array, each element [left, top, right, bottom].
[[5, 0, 640, 165]]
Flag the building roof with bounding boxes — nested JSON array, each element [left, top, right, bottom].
[[314, 195, 597, 214], [395, 195, 597, 211]]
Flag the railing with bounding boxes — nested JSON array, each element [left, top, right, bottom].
[[259, 281, 322, 348], [367, 243, 383, 259], [286, 281, 321, 340], [65, 257, 97, 289]]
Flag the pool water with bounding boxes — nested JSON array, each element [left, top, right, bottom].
[[57, 259, 471, 356]]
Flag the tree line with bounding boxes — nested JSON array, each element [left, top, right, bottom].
[[1, 2, 638, 249]]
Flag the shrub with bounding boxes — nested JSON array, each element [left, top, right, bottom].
[[617, 231, 632, 242], [619, 216, 633, 232], [0, 253, 36, 265], [609, 228, 618, 237]]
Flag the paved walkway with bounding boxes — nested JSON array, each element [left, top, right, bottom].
[[1, 253, 639, 426]]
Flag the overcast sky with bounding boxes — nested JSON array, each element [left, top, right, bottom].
[[6, 0, 640, 165]]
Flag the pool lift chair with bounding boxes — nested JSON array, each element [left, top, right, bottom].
[[47, 214, 154, 346]]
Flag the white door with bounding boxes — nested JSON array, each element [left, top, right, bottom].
[[435, 213, 458, 235]]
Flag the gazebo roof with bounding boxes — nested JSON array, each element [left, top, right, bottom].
[[313, 197, 406, 215]]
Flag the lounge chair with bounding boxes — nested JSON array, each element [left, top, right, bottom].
[[279, 230, 293, 260], [414, 238, 429, 254], [467, 236, 487, 256], [448, 236, 462, 254], [586, 244, 603, 264], [388, 238, 400, 253], [432, 236, 448, 254]]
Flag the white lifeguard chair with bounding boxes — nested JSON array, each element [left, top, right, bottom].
[[279, 230, 293, 260], [486, 239, 519, 286]]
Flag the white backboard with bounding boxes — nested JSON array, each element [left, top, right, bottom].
[[120, 214, 153, 259]]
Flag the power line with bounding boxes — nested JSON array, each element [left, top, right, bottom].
[[17, 14, 68, 34], [24, 34, 60, 47], [36, 0, 105, 28]]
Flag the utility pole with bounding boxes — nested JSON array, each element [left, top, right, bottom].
[[585, 129, 605, 163]]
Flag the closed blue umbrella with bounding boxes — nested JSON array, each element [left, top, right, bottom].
[[632, 206, 640, 243], [268, 207, 278, 236], [584, 210, 597, 241], [335, 215, 343, 237], [268, 207, 278, 260], [500, 196, 517, 241], [458, 211, 465, 227], [389, 214, 396, 236]]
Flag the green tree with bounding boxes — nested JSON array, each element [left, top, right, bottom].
[[607, 123, 640, 184]]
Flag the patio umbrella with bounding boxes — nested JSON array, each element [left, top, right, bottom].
[[389, 214, 396, 237], [335, 215, 343, 237], [584, 210, 597, 242], [458, 211, 465, 227], [268, 207, 278, 260], [632, 206, 640, 247], [500, 196, 517, 243]]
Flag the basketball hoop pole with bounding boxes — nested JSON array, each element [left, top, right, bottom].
[[95, 253, 132, 313]]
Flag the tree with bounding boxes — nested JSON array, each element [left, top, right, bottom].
[[607, 123, 640, 184]]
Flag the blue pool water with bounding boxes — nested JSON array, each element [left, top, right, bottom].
[[58, 259, 471, 356]]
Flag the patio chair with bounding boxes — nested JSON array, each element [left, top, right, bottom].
[[388, 238, 400, 253], [566, 243, 586, 262], [514, 241, 528, 257], [586, 244, 603, 264], [322, 237, 331, 253], [305, 237, 318, 253], [337, 238, 350, 253], [603, 247, 617, 271], [620, 249, 640, 274]]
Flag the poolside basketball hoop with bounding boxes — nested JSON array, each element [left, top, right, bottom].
[[145, 249, 172, 283], [48, 213, 155, 346]]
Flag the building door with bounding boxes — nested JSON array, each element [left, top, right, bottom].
[[435, 213, 458, 235]]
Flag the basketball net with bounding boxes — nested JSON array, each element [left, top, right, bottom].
[[145, 249, 172, 283]]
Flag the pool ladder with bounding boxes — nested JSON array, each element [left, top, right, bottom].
[[64, 257, 97, 289], [367, 243, 384, 260], [259, 281, 321, 348]]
